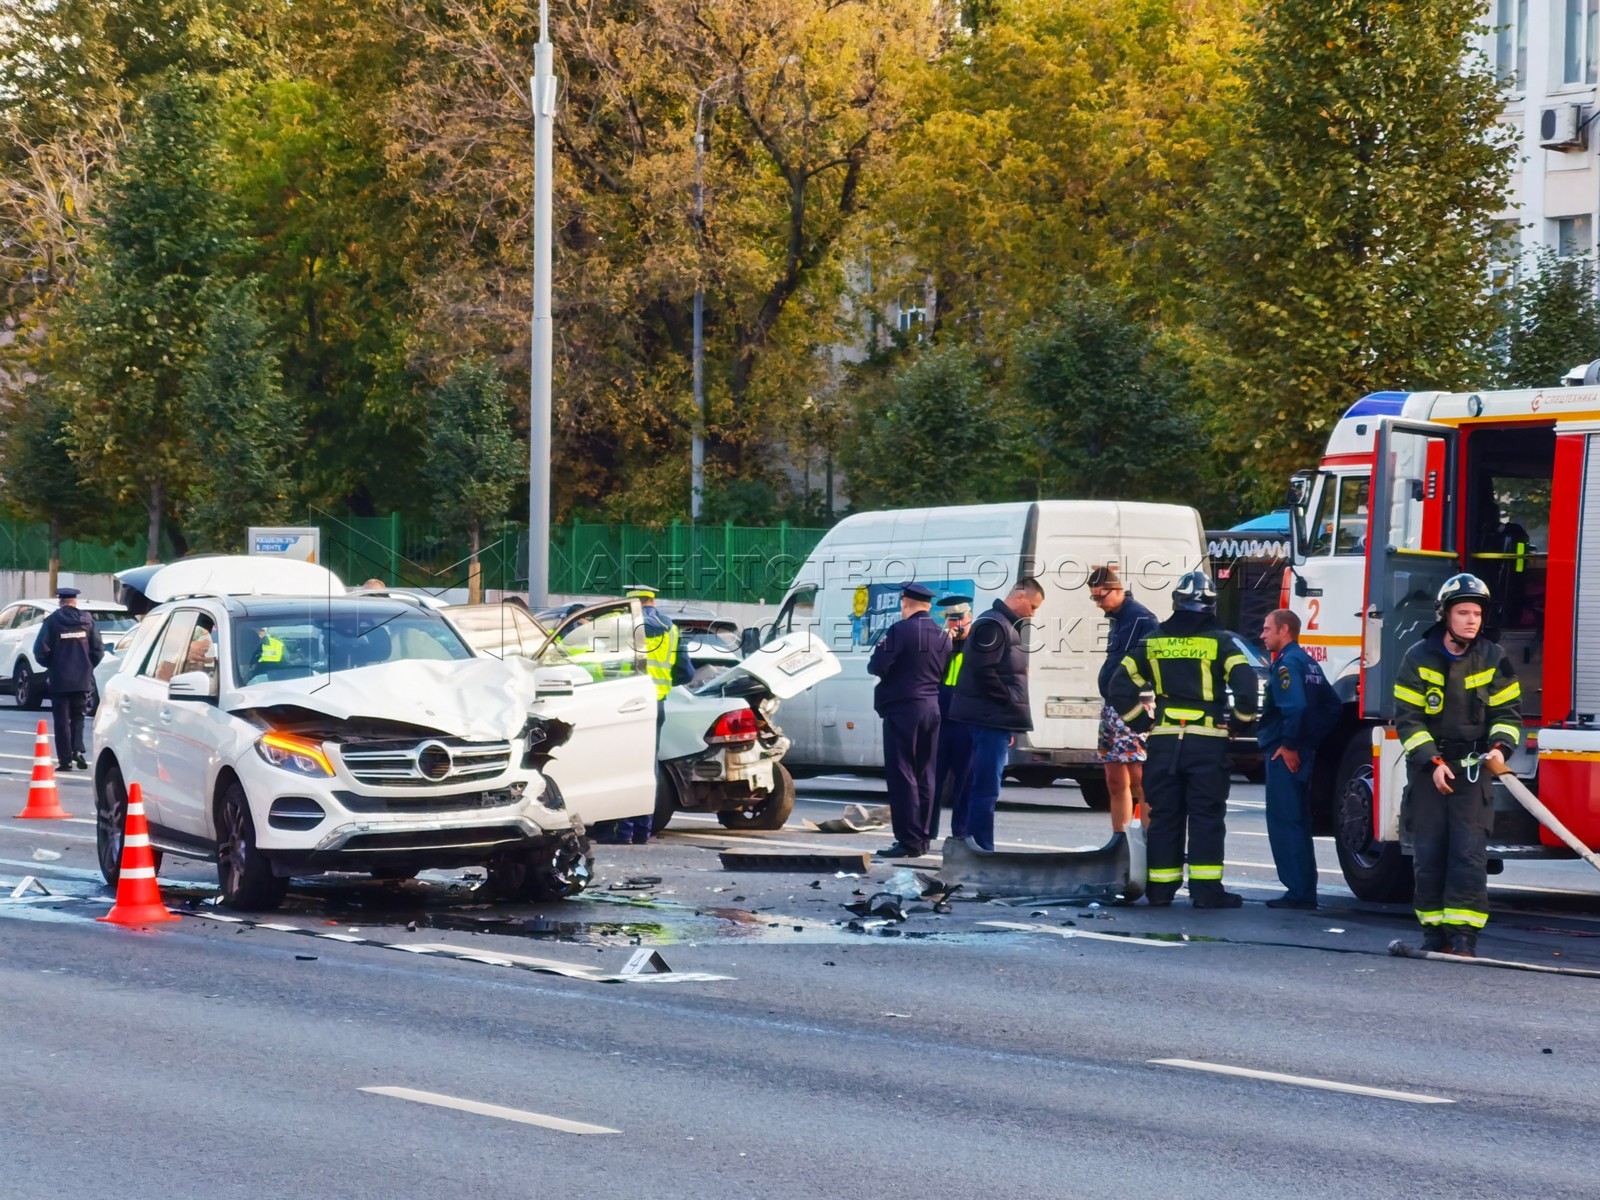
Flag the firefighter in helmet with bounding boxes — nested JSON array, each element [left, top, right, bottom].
[[1109, 570, 1259, 907], [1392, 573, 1522, 957]]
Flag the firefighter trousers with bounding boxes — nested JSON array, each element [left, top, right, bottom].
[[1143, 733, 1232, 902], [1403, 764, 1491, 932]]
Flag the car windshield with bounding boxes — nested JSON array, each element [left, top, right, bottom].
[[91, 613, 136, 634], [233, 603, 473, 687]]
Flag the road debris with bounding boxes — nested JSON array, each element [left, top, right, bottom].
[[803, 804, 890, 833]]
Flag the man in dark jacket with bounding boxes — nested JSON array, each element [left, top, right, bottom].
[[1392, 573, 1521, 958], [949, 578, 1046, 851], [868, 582, 952, 858], [1109, 571, 1257, 907], [33, 587, 105, 771], [1257, 608, 1333, 910], [1091, 566, 1159, 832]]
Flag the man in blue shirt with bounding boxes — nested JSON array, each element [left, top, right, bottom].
[[1257, 608, 1330, 910]]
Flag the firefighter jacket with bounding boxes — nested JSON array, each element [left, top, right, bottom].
[[1107, 610, 1259, 739], [1392, 627, 1522, 768]]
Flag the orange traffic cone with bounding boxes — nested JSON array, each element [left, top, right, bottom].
[[15, 719, 68, 819], [98, 783, 177, 926]]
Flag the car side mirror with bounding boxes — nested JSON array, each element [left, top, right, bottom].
[[169, 670, 217, 701], [740, 626, 766, 657]]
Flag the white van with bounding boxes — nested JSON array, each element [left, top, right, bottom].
[[766, 501, 1208, 806]]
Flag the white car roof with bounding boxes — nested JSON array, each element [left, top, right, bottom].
[[5, 598, 127, 612], [137, 557, 345, 603]]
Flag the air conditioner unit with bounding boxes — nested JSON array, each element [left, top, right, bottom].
[[1540, 103, 1588, 151]]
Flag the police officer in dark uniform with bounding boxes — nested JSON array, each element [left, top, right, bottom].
[[868, 582, 951, 858], [931, 594, 975, 843], [1258, 608, 1331, 909], [33, 587, 104, 771], [1109, 571, 1258, 907], [1392, 574, 1521, 958]]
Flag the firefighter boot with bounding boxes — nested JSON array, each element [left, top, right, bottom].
[[1447, 931, 1478, 958], [1190, 887, 1244, 909], [1421, 928, 1448, 953]]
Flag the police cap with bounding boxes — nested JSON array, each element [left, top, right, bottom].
[[936, 593, 973, 614], [56, 587, 80, 600]]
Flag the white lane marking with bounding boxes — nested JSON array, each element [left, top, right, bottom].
[[409, 943, 603, 973], [982, 921, 1181, 947], [1150, 1059, 1454, 1105], [359, 1086, 619, 1134], [0, 826, 96, 844]]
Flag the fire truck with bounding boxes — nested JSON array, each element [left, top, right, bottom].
[[1284, 383, 1600, 900]]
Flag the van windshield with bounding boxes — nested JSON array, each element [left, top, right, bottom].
[[233, 603, 472, 686]]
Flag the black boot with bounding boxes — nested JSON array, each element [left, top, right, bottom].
[[1421, 928, 1448, 953], [1447, 931, 1477, 958], [1192, 889, 1243, 909]]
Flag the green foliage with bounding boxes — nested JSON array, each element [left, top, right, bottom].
[[1195, 0, 1515, 505], [0, 382, 104, 546], [1015, 286, 1209, 504], [57, 74, 237, 555], [841, 343, 1018, 509], [422, 359, 524, 547], [180, 281, 299, 551], [1500, 250, 1600, 390]]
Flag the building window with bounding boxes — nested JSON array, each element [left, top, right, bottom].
[[1565, 0, 1600, 85], [1494, 0, 1529, 87], [1489, 219, 1521, 293], [1557, 214, 1594, 258], [896, 303, 926, 337]]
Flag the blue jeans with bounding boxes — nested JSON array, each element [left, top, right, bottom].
[[1264, 751, 1317, 902], [964, 725, 1012, 851]]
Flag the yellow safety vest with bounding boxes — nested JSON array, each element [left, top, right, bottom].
[[644, 624, 680, 700], [258, 635, 285, 664], [943, 650, 963, 687]]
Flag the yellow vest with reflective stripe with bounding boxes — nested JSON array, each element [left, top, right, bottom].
[[258, 635, 285, 664], [943, 650, 964, 688], [644, 624, 680, 699]]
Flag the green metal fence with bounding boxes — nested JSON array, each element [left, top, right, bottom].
[[314, 513, 826, 603], [0, 523, 160, 575], [0, 513, 825, 605]]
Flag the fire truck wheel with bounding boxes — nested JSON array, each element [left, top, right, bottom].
[[1331, 733, 1414, 903]]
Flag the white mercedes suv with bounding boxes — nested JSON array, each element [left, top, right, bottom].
[[93, 588, 655, 910]]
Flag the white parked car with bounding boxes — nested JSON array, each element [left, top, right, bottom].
[[0, 598, 135, 709], [94, 574, 656, 910]]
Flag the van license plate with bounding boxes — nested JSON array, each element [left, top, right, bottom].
[[1046, 700, 1099, 720]]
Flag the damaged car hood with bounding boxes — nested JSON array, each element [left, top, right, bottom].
[[231, 658, 539, 741]]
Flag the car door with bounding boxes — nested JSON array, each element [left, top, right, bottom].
[[111, 610, 192, 825], [531, 600, 658, 824], [1361, 420, 1459, 721], [155, 610, 226, 839]]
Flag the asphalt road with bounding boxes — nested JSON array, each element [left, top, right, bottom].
[[3, 700, 1599, 1199]]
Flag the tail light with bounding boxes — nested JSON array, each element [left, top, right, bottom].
[[707, 707, 758, 745]]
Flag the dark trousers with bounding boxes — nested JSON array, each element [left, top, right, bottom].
[[963, 725, 1011, 851], [1404, 764, 1491, 931], [932, 719, 975, 842], [51, 690, 88, 761], [1264, 751, 1318, 902], [882, 704, 940, 853], [1144, 734, 1231, 902]]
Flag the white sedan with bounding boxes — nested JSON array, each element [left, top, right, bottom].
[[0, 598, 134, 709]]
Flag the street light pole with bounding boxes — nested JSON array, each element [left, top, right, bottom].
[[691, 96, 709, 522], [528, 0, 556, 604]]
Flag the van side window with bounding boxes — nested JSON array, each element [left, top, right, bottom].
[[772, 587, 817, 637]]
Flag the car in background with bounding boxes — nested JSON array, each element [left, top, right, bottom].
[[0, 597, 135, 709]]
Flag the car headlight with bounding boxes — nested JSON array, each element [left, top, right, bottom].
[[256, 731, 335, 777]]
